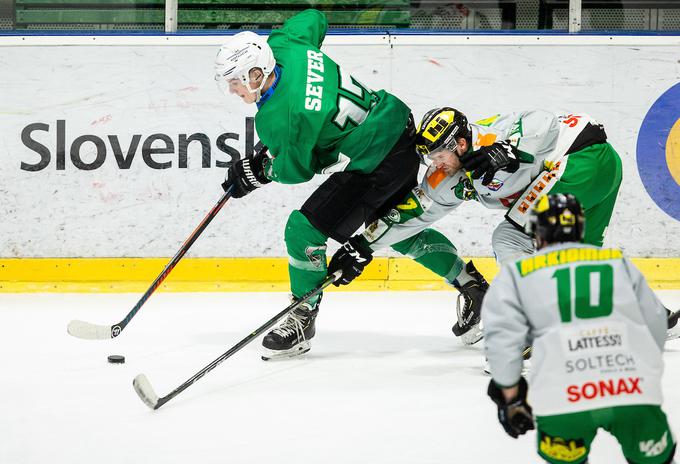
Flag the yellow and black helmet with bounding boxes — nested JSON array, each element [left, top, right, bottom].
[[526, 193, 585, 243], [415, 107, 471, 157]]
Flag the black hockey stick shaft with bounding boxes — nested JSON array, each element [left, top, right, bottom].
[[111, 187, 233, 337], [151, 272, 340, 410]]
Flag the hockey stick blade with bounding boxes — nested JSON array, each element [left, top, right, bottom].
[[132, 271, 341, 410], [65, 188, 233, 341], [67, 319, 117, 340], [133, 374, 161, 410]]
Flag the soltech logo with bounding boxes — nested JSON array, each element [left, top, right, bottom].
[[19, 118, 262, 171], [564, 354, 636, 375]]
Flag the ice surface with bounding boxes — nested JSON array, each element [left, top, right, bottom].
[[1, 291, 678, 464]]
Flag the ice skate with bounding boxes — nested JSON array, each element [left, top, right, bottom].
[[667, 308, 680, 341], [451, 261, 489, 345], [261, 296, 320, 361]]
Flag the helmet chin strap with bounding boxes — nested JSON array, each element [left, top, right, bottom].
[[245, 85, 262, 102], [245, 72, 269, 103]]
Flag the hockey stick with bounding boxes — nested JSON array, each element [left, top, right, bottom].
[[67, 186, 234, 340], [133, 270, 341, 410]]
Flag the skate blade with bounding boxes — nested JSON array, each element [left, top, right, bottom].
[[261, 341, 311, 361], [458, 322, 484, 346], [667, 311, 679, 340]]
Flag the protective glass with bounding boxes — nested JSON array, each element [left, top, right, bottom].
[[215, 75, 250, 99], [214, 74, 231, 96], [425, 141, 458, 161]]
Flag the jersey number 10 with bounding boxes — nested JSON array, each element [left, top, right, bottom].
[[553, 264, 614, 323]]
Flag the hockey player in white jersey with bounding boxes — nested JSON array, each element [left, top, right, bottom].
[[483, 193, 676, 464], [328, 108, 680, 344], [328, 107, 623, 344]]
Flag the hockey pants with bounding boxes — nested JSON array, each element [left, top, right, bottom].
[[285, 117, 419, 299]]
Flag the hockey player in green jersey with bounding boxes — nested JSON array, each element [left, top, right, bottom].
[[214, 9, 420, 359], [484, 193, 677, 464]]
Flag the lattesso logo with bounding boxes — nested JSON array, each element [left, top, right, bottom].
[[19, 118, 263, 171]]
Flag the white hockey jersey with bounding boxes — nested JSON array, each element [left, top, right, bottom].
[[482, 243, 667, 416], [363, 110, 601, 250]]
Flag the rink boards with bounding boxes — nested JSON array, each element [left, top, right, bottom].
[[1, 256, 679, 292], [1, 34, 680, 289]]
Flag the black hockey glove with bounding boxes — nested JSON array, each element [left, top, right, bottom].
[[487, 377, 535, 439], [459, 141, 521, 186], [222, 149, 271, 198], [328, 236, 374, 286]]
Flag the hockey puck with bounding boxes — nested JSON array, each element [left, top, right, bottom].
[[107, 355, 125, 364]]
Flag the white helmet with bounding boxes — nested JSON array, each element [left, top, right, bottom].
[[214, 31, 276, 102]]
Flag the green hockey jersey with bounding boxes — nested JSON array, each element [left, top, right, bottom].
[[257, 9, 411, 184]]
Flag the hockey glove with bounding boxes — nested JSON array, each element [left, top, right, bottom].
[[222, 149, 271, 198], [328, 236, 374, 286], [459, 141, 521, 186], [487, 377, 535, 439]]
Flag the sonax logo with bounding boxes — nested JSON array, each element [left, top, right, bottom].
[[566, 377, 642, 403]]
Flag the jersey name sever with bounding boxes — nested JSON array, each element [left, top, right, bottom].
[[256, 9, 411, 185], [304, 50, 324, 111]]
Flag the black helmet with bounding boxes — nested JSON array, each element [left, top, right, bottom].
[[527, 193, 585, 244], [415, 107, 472, 157]]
